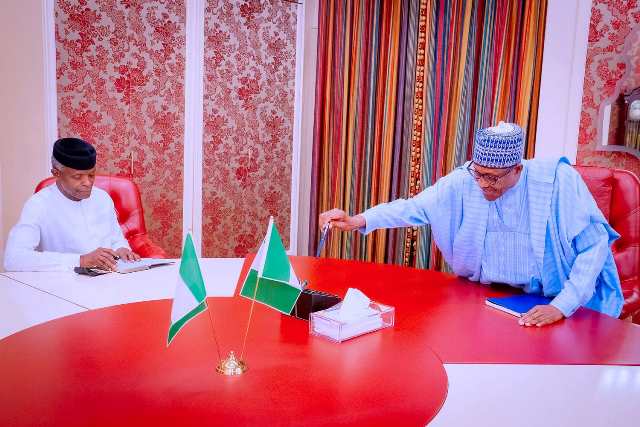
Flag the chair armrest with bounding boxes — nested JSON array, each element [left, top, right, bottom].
[[620, 277, 640, 324], [127, 234, 169, 259]]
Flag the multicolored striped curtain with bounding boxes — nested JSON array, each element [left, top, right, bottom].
[[310, 0, 547, 269]]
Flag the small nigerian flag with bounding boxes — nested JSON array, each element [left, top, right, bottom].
[[240, 216, 303, 314], [167, 233, 207, 346]]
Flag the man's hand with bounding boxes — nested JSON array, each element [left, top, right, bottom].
[[115, 247, 140, 262], [519, 305, 564, 327], [319, 209, 366, 231], [80, 247, 119, 270]]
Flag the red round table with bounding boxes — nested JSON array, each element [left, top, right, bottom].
[[0, 295, 448, 426], [2, 255, 640, 426]]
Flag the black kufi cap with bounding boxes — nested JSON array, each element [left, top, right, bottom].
[[53, 137, 96, 170]]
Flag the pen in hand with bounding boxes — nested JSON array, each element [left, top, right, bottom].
[[316, 222, 330, 258]]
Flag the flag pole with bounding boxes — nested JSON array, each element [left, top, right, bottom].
[[240, 275, 260, 361], [217, 229, 268, 376], [240, 217, 271, 361], [187, 224, 222, 362], [206, 301, 223, 361], [215, 287, 251, 375], [215, 274, 253, 376]]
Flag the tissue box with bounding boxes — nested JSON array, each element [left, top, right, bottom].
[[309, 302, 395, 343]]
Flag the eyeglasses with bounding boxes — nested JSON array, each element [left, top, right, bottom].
[[466, 163, 516, 185]]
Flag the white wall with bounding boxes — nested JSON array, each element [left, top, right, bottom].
[[0, 170, 3, 267], [0, 0, 51, 270], [534, 0, 592, 162], [295, 0, 319, 256]]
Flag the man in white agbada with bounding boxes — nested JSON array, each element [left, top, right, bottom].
[[320, 122, 623, 327], [4, 137, 139, 272]]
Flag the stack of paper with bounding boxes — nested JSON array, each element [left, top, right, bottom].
[[114, 258, 174, 274]]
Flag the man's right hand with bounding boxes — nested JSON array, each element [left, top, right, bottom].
[[80, 247, 119, 271], [319, 209, 366, 231]]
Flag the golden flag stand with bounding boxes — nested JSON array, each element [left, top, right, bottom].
[[214, 216, 303, 376], [213, 273, 263, 376], [216, 351, 247, 376]]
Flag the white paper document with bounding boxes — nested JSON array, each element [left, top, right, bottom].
[[115, 258, 174, 274]]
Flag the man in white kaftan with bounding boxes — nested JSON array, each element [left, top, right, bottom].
[[4, 137, 139, 272]]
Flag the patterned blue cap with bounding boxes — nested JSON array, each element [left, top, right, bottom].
[[472, 122, 524, 168]]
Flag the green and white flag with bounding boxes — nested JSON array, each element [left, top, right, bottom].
[[240, 217, 303, 314], [167, 233, 207, 346]]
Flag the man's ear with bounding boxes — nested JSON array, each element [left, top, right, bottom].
[[51, 168, 60, 177]]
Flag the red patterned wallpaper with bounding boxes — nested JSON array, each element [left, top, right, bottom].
[[202, 0, 297, 257], [56, 0, 185, 256], [577, 0, 640, 176]]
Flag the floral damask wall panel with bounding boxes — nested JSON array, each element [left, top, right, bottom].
[[202, 0, 297, 257], [578, 0, 640, 176], [56, 0, 185, 256]]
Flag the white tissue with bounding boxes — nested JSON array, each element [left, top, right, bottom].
[[331, 288, 374, 322], [313, 287, 386, 341], [488, 121, 515, 134]]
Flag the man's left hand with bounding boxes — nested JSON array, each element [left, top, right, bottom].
[[519, 305, 564, 327], [115, 247, 140, 262]]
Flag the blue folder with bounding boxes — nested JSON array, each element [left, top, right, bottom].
[[485, 294, 553, 317]]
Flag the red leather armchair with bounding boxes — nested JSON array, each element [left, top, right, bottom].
[[35, 176, 168, 258], [575, 165, 640, 324]]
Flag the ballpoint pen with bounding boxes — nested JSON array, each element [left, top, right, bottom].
[[316, 222, 330, 258]]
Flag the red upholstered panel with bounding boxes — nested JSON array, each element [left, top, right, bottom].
[[35, 176, 167, 258], [575, 166, 640, 323]]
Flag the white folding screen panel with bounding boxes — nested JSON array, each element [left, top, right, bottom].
[[289, 0, 307, 255], [183, 0, 205, 255], [535, 0, 592, 163]]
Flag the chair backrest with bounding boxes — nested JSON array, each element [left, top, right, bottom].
[[575, 165, 640, 319], [35, 176, 148, 240]]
